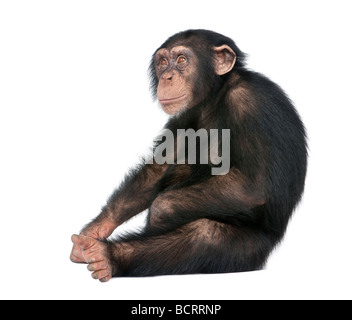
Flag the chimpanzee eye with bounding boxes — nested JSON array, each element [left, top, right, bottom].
[[160, 58, 168, 67], [177, 55, 187, 64]]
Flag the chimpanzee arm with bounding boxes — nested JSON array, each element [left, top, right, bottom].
[[149, 167, 266, 229], [70, 161, 168, 264], [81, 161, 168, 239]]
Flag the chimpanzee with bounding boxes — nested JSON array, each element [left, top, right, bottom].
[[70, 29, 307, 282]]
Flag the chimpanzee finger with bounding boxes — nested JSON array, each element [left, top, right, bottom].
[[91, 269, 111, 281], [71, 234, 96, 250], [70, 244, 86, 263], [87, 261, 109, 272]]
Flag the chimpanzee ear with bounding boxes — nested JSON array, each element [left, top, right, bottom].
[[213, 45, 237, 75]]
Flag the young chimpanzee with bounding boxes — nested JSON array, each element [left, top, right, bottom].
[[70, 29, 307, 281]]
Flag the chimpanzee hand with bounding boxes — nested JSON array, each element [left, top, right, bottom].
[[81, 219, 117, 240], [70, 219, 116, 264], [71, 234, 116, 282]]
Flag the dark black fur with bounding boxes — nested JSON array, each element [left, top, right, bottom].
[[98, 30, 307, 277]]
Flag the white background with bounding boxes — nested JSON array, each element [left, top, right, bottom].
[[1, 0, 351, 300]]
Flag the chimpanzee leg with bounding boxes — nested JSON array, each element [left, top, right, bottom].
[[108, 218, 275, 277]]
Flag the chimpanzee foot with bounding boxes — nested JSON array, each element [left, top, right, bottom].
[[71, 234, 116, 282]]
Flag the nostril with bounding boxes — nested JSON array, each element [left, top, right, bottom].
[[161, 70, 174, 81], [165, 73, 173, 80]]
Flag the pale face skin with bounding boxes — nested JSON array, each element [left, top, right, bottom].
[[154, 46, 197, 115]]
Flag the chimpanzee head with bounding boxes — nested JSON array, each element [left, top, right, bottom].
[[149, 29, 247, 115]]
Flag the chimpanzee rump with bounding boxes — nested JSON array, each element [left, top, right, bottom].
[[70, 29, 307, 281]]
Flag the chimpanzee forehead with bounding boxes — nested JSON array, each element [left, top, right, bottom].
[[154, 46, 194, 59]]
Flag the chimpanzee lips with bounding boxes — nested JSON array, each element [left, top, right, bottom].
[[159, 95, 186, 104]]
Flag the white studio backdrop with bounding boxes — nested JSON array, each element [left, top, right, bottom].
[[0, 0, 351, 300]]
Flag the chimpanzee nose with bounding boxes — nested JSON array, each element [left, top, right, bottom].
[[162, 70, 174, 81]]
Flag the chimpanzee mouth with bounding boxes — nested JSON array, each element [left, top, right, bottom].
[[159, 95, 186, 104]]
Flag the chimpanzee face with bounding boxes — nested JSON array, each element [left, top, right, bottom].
[[154, 46, 196, 115]]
